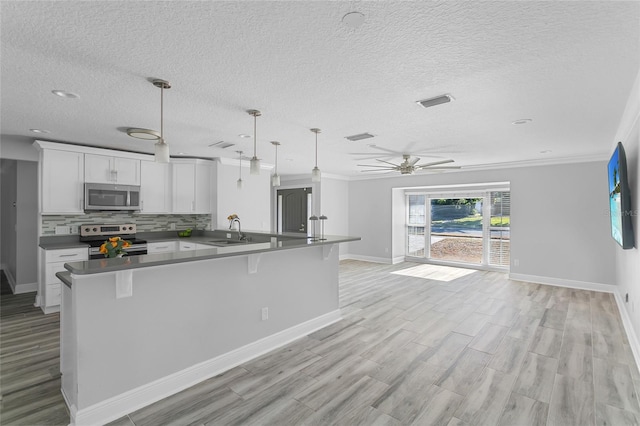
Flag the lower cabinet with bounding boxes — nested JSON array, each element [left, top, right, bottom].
[[40, 247, 88, 313], [148, 241, 210, 253], [147, 241, 179, 254]]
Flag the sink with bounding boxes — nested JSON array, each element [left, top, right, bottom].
[[204, 239, 248, 246]]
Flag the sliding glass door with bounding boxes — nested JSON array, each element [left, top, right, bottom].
[[430, 197, 484, 264], [406, 191, 510, 269]]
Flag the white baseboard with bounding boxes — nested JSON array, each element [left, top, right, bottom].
[[341, 254, 392, 264], [508, 273, 616, 294], [41, 305, 60, 315], [612, 290, 640, 374], [4, 268, 17, 293], [392, 256, 404, 265], [71, 309, 342, 426], [14, 281, 37, 294]]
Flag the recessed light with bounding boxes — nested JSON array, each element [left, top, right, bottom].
[[342, 12, 365, 29], [126, 128, 161, 140], [30, 128, 50, 134], [51, 90, 79, 99], [238, 134, 251, 139], [512, 118, 533, 125], [416, 94, 455, 109], [178, 152, 185, 155]]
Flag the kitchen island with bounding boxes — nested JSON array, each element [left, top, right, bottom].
[[59, 232, 359, 425]]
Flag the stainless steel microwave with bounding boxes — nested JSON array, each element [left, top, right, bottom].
[[84, 183, 141, 211]]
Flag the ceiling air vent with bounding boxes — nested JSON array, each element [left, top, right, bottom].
[[345, 132, 375, 142], [209, 141, 235, 149], [416, 94, 455, 109]]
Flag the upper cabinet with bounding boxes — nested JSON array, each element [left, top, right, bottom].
[[40, 149, 85, 214], [33, 141, 215, 217], [172, 159, 213, 214], [85, 154, 141, 185], [140, 161, 171, 214]]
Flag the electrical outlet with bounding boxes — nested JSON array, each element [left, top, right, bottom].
[[55, 226, 70, 235], [70, 226, 78, 235], [261, 307, 269, 321], [513, 259, 520, 267], [169, 223, 176, 230], [227, 233, 231, 239]]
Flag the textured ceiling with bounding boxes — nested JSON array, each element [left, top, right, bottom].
[[1, 1, 639, 177]]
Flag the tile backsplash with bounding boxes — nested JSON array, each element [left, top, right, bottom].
[[41, 213, 211, 235]]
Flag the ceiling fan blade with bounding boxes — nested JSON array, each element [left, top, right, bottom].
[[356, 164, 395, 168], [416, 166, 462, 170], [376, 159, 400, 167], [408, 157, 420, 166], [369, 146, 407, 155], [360, 169, 395, 173], [416, 159, 455, 168]]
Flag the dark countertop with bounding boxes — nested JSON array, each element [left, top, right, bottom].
[[56, 271, 73, 288], [63, 232, 360, 276]]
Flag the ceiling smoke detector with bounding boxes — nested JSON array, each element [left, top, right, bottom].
[[345, 132, 375, 142], [416, 94, 455, 109]]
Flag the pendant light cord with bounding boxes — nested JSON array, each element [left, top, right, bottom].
[[253, 114, 257, 157], [315, 132, 318, 168], [160, 85, 164, 142]]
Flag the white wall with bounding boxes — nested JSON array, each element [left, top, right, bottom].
[[613, 68, 640, 342], [319, 177, 349, 237], [214, 160, 271, 232], [347, 162, 617, 286], [1, 160, 17, 284], [0, 136, 39, 161], [0, 159, 38, 292]]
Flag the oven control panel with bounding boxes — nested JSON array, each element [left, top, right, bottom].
[[80, 223, 137, 237]]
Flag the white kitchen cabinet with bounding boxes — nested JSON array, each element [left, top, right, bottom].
[[140, 161, 171, 213], [172, 159, 212, 214], [85, 154, 140, 185], [39, 247, 88, 313], [40, 149, 85, 214], [179, 241, 197, 251], [147, 241, 179, 254]]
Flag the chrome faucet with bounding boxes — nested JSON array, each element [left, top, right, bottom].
[[229, 217, 246, 240]]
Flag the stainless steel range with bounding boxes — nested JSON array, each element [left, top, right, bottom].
[[80, 223, 148, 259]]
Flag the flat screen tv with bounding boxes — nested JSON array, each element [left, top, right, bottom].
[[608, 142, 635, 249]]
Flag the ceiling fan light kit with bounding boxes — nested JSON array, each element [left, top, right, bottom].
[[416, 93, 455, 109], [358, 154, 460, 175]]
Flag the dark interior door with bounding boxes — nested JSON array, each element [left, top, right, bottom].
[[278, 187, 310, 233]]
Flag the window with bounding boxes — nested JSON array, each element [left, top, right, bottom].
[[406, 189, 511, 269]]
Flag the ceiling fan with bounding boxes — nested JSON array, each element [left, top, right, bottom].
[[349, 143, 458, 160], [358, 155, 461, 175]]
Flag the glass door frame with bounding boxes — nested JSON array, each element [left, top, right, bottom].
[[405, 189, 510, 271]]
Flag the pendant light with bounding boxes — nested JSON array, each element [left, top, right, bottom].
[[271, 141, 281, 187], [311, 128, 321, 182], [236, 150, 244, 189], [153, 79, 171, 163], [247, 109, 262, 175]]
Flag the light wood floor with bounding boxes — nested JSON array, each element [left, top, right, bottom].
[[2, 261, 640, 425], [0, 271, 69, 425]]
